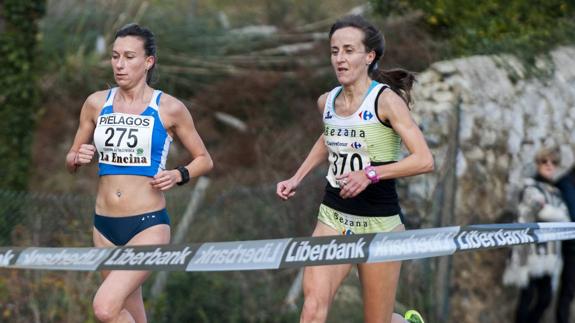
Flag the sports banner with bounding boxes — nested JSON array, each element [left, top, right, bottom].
[[1, 222, 574, 272]]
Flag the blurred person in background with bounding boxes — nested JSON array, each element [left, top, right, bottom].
[[556, 161, 575, 323], [276, 15, 432, 323], [65, 24, 212, 322], [503, 147, 569, 323]]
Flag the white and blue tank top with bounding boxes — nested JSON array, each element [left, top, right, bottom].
[[93, 87, 173, 177]]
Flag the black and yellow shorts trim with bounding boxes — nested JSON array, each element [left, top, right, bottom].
[[318, 204, 402, 235]]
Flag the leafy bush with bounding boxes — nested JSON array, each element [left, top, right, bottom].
[[149, 271, 299, 323], [0, 0, 46, 191], [372, 0, 575, 58]]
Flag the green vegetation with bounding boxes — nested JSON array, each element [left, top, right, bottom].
[[372, 0, 575, 58], [0, 0, 46, 247], [150, 271, 299, 323], [0, 0, 46, 190]]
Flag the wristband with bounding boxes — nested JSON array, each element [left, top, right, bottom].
[[364, 165, 379, 184], [176, 166, 190, 186]]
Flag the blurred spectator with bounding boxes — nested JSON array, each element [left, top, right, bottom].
[[556, 164, 575, 323], [503, 147, 570, 323]]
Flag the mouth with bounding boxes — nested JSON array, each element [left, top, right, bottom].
[[336, 67, 348, 73]]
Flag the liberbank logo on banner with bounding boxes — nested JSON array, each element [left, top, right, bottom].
[[0, 248, 20, 267], [280, 235, 373, 268], [187, 239, 290, 271], [455, 228, 535, 250], [102, 245, 196, 271], [16, 248, 111, 271]]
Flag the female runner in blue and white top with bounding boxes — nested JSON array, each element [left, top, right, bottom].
[[65, 24, 212, 323], [277, 15, 433, 323]]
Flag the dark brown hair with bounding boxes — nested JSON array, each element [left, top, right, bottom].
[[114, 23, 157, 84], [329, 15, 415, 105]]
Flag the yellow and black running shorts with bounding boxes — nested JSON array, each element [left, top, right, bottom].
[[317, 204, 402, 235]]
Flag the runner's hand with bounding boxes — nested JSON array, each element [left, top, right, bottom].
[[277, 178, 299, 200], [151, 169, 180, 191], [75, 144, 96, 166], [336, 171, 370, 199]]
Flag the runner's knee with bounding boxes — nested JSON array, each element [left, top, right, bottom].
[[301, 295, 330, 322], [93, 293, 122, 322]]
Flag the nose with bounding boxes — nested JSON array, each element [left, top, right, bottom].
[[115, 57, 125, 69]]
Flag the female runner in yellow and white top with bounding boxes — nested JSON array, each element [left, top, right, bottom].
[[277, 15, 433, 323]]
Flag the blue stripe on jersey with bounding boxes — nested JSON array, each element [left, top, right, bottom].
[[98, 89, 173, 177]]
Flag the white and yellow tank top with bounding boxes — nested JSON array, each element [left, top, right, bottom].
[[323, 81, 401, 188]]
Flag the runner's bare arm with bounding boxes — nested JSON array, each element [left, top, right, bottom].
[[277, 93, 329, 200], [66, 91, 105, 173]]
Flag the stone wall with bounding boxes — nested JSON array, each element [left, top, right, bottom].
[[404, 46, 575, 322]]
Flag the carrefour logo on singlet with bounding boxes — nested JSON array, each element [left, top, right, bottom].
[[358, 110, 374, 120], [324, 125, 366, 138], [324, 140, 362, 149], [350, 142, 362, 149]]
